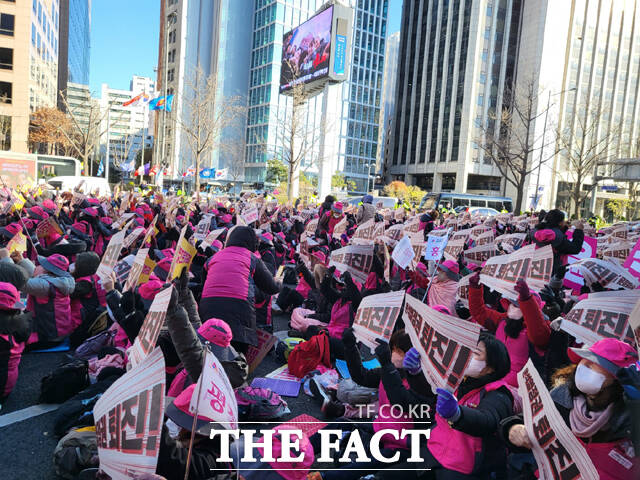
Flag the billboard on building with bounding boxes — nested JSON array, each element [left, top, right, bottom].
[[279, 4, 353, 96]]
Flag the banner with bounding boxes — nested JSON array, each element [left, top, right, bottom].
[[456, 273, 472, 307], [189, 346, 239, 429], [560, 290, 640, 346], [113, 255, 134, 285], [332, 215, 348, 237], [353, 290, 406, 352], [403, 216, 421, 234], [141, 216, 158, 247], [563, 234, 597, 290], [480, 245, 553, 301], [124, 248, 149, 292], [7, 231, 27, 254], [424, 230, 450, 261], [630, 298, 640, 357], [352, 219, 385, 245], [382, 224, 404, 247], [443, 237, 465, 262], [241, 206, 259, 225], [167, 225, 197, 280], [391, 235, 414, 270], [122, 227, 145, 249], [394, 207, 404, 221], [473, 230, 494, 247], [128, 287, 173, 368], [329, 244, 375, 283], [602, 241, 632, 264], [305, 218, 319, 234], [94, 348, 166, 480], [410, 232, 426, 269], [518, 360, 598, 479], [463, 244, 496, 264], [470, 225, 492, 239], [569, 257, 639, 290], [403, 295, 481, 393], [112, 212, 135, 230], [495, 233, 526, 253], [610, 223, 628, 239], [96, 229, 127, 281]]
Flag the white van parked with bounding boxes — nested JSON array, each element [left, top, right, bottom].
[[45, 176, 111, 196]]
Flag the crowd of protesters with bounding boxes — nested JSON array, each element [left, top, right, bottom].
[[0, 185, 638, 480]]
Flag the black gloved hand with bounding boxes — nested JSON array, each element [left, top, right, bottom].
[[374, 338, 392, 365], [341, 327, 357, 348], [121, 291, 137, 316], [166, 285, 179, 311], [175, 267, 189, 294]]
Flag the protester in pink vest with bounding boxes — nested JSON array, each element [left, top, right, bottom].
[[24, 254, 75, 345], [200, 226, 280, 354], [424, 331, 513, 477], [69, 252, 106, 347], [503, 338, 639, 480], [0, 282, 29, 406], [468, 273, 550, 387], [310, 328, 434, 479]]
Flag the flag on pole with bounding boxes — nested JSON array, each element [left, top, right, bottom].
[[200, 168, 213, 178], [149, 95, 174, 112], [96, 159, 104, 176], [144, 163, 150, 175], [214, 168, 228, 180], [122, 93, 142, 107], [134, 165, 145, 177], [149, 165, 159, 176], [182, 165, 195, 177]]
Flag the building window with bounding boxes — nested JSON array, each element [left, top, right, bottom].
[[0, 14, 14, 36], [0, 81, 12, 103], [0, 114, 10, 150], [0, 48, 12, 70]]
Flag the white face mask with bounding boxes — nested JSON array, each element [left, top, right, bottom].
[[465, 357, 487, 378], [507, 304, 522, 320], [575, 363, 607, 395]]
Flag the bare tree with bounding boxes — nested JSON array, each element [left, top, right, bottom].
[[556, 104, 619, 217], [174, 66, 246, 193], [110, 132, 137, 170], [59, 92, 111, 175], [29, 107, 73, 155], [224, 137, 246, 192], [476, 81, 557, 213]]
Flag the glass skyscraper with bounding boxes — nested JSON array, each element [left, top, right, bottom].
[[245, 0, 388, 193], [67, 0, 90, 85]]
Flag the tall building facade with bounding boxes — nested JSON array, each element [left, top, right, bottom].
[[518, 0, 640, 217], [156, 0, 253, 179], [387, 0, 523, 195], [377, 30, 399, 181], [0, 0, 60, 153], [245, 0, 388, 193], [58, 0, 90, 109]]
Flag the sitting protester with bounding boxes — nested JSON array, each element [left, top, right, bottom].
[[0, 282, 30, 407]]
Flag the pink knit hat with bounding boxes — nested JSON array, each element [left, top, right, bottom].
[[198, 318, 233, 348]]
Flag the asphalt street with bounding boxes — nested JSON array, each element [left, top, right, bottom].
[[0, 311, 324, 480]]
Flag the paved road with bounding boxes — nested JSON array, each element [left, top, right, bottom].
[[0, 312, 322, 480]]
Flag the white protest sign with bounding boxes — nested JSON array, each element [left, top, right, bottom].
[[563, 234, 597, 290], [424, 230, 450, 261], [201, 228, 226, 249], [128, 287, 173, 368], [189, 347, 238, 429], [518, 360, 598, 480], [480, 245, 553, 301], [124, 248, 149, 292], [403, 294, 482, 394], [560, 290, 640, 346], [352, 219, 385, 245], [353, 290, 406, 352], [193, 214, 213, 241], [96, 229, 127, 282], [94, 348, 166, 480], [569, 257, 639, 290], [328, 244, 375, 283], [122, 227, 145, 249], [241, 206, 259, 225], [391, 235, 414, 270]]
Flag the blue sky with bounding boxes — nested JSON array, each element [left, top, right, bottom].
[[89, 0, 402, 97], [89, 0, 159, 97]]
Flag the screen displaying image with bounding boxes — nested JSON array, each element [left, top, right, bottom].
[[280, 6, 333, 93]]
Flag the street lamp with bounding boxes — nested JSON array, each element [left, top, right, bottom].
[[533, 87, 577, 209]]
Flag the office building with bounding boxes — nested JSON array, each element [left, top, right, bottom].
[[377, 30, 399, 183], [245, 0, 388, 194], [386, 0, 523, 196], [58, 0, 90, 109], [99, 76, 156, 168], [0, 0, 60, 153], [518, 0, 640, 217], [156, 0, 254, 179]]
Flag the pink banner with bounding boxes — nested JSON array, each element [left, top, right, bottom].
[[563, 233, 597, 290], [623, 237, 640, 280]]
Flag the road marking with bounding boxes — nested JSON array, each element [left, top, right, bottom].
[[0, 403, 60, 428]]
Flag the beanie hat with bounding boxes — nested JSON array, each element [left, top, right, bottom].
[[198, 318, 233, 348], [0, 222, 22, 238], [38, 254, 69, 276], [28, 206, 47, 220], [331, 202, 343, 214], [362, 195, 373, 204], [138, 280, 165, 309], [0, 281, 25, 310], [73, 251, 101, 278]]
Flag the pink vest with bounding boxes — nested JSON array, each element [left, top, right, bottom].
[[26, 284, 72, 342], [495, 322, 530, 387], [295, 277, 312, 298], [202, 247, 254, 301], [584, 439, 640, 480], [70, 275, 107, 330], [373, 378, 412, 450], [0, 333, 25, 397], [327, 300, 351, 339], [428, 380, 509, 474]]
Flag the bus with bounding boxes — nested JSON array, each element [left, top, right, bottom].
[[419, 192, 513, 212], [0, 152, 82, 189], [36, 155, 82, 179]]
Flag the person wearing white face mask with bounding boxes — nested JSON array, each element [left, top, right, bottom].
[[420, 331, 514, 478], [502, 337, 640, 479]]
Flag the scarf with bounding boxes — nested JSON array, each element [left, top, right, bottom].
[[569, 394, 614, 438], [427, 278, 458, 315]]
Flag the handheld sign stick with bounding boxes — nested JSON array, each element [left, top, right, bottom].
[[422, 258, 442, 303]]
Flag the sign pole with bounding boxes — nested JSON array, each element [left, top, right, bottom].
[[184, 343, 209, 480], [422, 258, 442, 303]]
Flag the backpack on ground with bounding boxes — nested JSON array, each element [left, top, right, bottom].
[[53, 427, 98, 479], [336, 378, 378, 405], [235, 387, 290, 420], [40, 359, 90, 404], [74, 328, 116, 360], [287, 332, 330, 378], [274, 336, 305, 363]]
